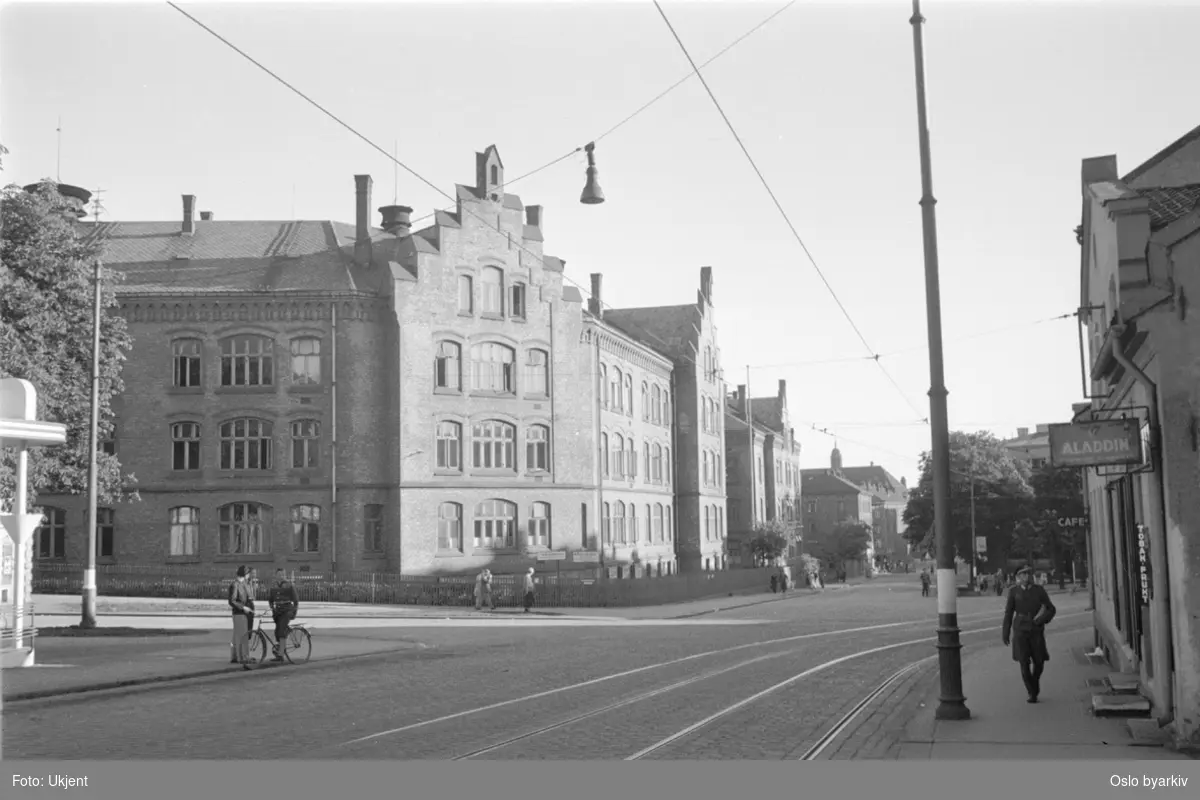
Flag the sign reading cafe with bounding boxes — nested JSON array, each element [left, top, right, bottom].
[[1048, 419, 1143, 468]]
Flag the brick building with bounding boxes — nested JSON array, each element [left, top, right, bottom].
[[1075, 124, 1200, 747], [724, 381, 801, 565], [837, 463, 910, 568], [30, 146, 727, 577], [800, 447, 876, 578]]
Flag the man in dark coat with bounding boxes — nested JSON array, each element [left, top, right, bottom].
[[1002, 565, 1057, 703], [268, 568, 299, 662]]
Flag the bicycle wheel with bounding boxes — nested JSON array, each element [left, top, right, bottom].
[[285, 627, 311, 664], [245, 630, 269, 668]]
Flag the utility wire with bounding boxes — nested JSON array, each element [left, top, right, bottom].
[[651, 1, 927, 424], [408, 0, 797, 228], [167, 1, 683, 359]]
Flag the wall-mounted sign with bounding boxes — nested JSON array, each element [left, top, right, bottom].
[[975, 536, 987, 553], [1048, 419, 1143, 468], [1057, 517, 1088, 529], [1135, 523, 1152, 605]]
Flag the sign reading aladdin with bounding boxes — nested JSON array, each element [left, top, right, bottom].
[[1048, 419, 1143, 468]]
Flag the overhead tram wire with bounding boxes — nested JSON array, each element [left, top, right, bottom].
[[166, 2, 680, 357], [407, 0, 799, 227], [652, 1, 927, 424]]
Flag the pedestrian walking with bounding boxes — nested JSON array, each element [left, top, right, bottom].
[[482, 569, 496, 610], [268, 568, 299, 661], [1002, 565, 1058, 703], [920, 570, 931, 597], [474, 570, 486, 611], [523, 567, 536, 613], [228, 565, 256, 669], [770, 574, 778, 594]]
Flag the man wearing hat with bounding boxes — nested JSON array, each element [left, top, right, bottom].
[[1002, 564, 1057, 702]]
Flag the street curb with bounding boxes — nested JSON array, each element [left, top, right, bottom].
[[668, 586, 840, 619], [2, 642, 432, 704]]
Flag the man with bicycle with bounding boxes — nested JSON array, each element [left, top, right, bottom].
[[268, 568, 300, 662]]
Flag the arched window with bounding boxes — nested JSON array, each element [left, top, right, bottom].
[[526, 424, 550, 472], [509, 282, 527, 319], [652, 443, 663, 483], [291, 504, 321, 553], [438, 502, 463, 552], [651, 385, 662, 424], [702, 451, 711, 486], [664, 448, 671, 485], [168, 506, 199, 557], [661, 389, 671, 424], [458, 274, 473, 314], [529, 502, 551, 548], [602, 501, 611, 544], [472, 420, 516, 469], [666, 505, 673, 542], [705, 506, 712, 541], [435, 341, 462, 391], [480, 266, 503, 315], [610, 367, 623, 411], [628, 502, 638, 543], [171, 422, 201, 470], [490, 164, 499, 185], [654, 503, 665, 542], [220, 334, 273, 387], [220, 418, 273, 470], [626, 436, 636, 479], [436, 421, 462, 471], [470, 342, 515, 394], [600, 364, 609, 408], [644, 504, 652, 545], [290, 420, 320, 468], [624, 374, 633, 414], [34, 507, 66, 560], [600, 432, 609, 477], [474, 499, 516, 549], [525, 349, 549, 396], [612, 433, 624, 478], [290, 337, 321, 384], [217, 502, 269, 555], [172, 338, 202, 388], [641, 382, 649, 420], [614, 500, 626, 543]]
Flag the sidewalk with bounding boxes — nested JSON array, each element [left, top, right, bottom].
[[893, 626, 1194, 760]]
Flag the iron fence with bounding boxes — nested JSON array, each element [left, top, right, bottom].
[[32, 562, 778, 609]]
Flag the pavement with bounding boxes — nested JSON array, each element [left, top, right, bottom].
[[890, 626, 1196, 760]]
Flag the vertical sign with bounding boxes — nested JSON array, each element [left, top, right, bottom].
[[1135, 523, 1152, 605]]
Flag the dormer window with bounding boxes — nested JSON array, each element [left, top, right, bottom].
[[490, 165, 499, 185]]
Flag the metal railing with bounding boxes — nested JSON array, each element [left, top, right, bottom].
[[32, 562, 778, 609]]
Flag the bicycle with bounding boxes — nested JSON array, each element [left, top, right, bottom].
[[243, 612, 312, 668]]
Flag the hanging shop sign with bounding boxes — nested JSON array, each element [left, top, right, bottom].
[[1048, 419, 1143, 468], [1135, 523, 1152, 605]]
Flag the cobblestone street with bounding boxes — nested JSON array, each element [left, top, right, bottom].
[[2, 579, 1093, 760]]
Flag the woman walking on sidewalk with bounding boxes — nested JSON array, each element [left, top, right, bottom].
[[228, 565, 256, 670], [1001, 565, 1057, 703]]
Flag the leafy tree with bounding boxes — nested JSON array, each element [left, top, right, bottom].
[[808, 520, 872, 572], [1029, 463, 1087, 587], [903, 430, 1033, 569], [747, 520, 789, 566], [0, 178, 135, 507]]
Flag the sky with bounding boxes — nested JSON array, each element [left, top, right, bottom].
[[3, 0, 1197, 485]]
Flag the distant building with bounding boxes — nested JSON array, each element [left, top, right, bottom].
[[837, 462, 910, 567], [723, 381, 801, 565], [1001, 424, 1051, 469], [800, 447, 875, 578]]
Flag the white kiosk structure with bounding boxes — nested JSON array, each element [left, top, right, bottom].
[[1, 377, 67, 668]]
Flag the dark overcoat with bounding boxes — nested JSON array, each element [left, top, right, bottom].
[[1002, 583, 1056, 663]]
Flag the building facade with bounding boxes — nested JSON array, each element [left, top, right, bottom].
[[800, 447, 876, 578], [1076, 125, 1200, 747], [838, 463, 910, 568], [30, 146, 726, 578], [1001, 424, 1051, 469]]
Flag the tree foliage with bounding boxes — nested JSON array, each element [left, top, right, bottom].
[[1027, 463, 1087, 578], [902, 430, 1033, 565], [748, 520, 789, 566], [0, 178, 135, 506], [809, 520, 872, 567]]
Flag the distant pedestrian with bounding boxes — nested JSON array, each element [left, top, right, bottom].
[[523, 567, 536, 613], [770, 574, 778, 594], [268, 568, 299, 661], [780, 571, 789, 594], [995, 570, 1004, 596], [479, 569, 496, 610], [1002, 565, 1058, 703], [474, 570, 486, 611], [228, 565, 256, 669], [920, 570, 931, 597]]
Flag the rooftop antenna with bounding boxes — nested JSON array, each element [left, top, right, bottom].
[[56, 117, 62, 182], [90, 188, 107, 222]]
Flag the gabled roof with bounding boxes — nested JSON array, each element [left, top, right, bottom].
[[78, 220, 380, 294], [838, 465, 908, 504], [1122, 125, 1200, 184], [1138, 184, 1200, 231], [800, 470, 865, 496]]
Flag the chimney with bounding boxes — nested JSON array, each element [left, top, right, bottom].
[[1035, 423, 1049, 434], [589, 273, 603, 316], [700, 266, 713, 303], [526, 205, 543, 230], [1081, 155, 1119, 187], [1017, 427, 1029, 438], [737, 384, 746, 411], [354, 174, 373, 268], [182, 194, 196, 235], [778, 379, 787, 404], [200, 211, 213, 221], [379, 205, 412, 236]]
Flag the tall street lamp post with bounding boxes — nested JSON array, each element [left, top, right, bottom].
[[909, 0, 969, 720], [80, 259, 102, 629]]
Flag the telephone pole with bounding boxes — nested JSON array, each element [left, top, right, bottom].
[[80, 258, 103, 629], [910, 0, 969, 720]]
